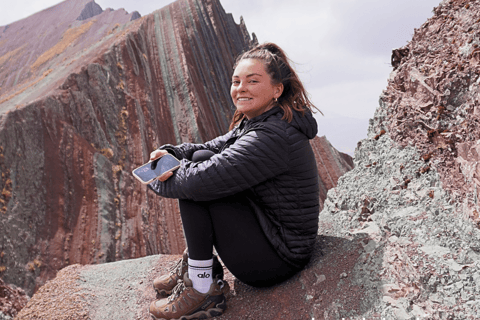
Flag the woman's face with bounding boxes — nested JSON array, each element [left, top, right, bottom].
[[231, 59, 283, 120]]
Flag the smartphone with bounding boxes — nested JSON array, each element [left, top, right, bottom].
[[132, 154, 181, 184]]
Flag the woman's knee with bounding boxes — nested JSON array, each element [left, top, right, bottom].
[[192, 150, 215, 162]]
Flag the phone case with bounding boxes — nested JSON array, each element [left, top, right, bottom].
[[132, 154, 181, 184]]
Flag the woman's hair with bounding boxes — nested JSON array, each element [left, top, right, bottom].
[[229, 42, 321, 130]]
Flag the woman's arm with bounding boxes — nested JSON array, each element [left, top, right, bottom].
[[148, 124, 289, 201], [156, 130, 234, 160]]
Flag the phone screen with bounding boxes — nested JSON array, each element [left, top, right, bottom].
[[132, 154, 180, 184]]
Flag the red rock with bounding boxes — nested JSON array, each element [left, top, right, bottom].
[[0, 278, 28, 318], [310, 136, 354, 210], [377, 0, 480, 226]]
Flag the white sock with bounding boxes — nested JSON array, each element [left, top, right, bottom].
[[188, 258, 213, 294]]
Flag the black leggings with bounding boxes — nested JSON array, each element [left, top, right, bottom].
[[179, 150, 300, 287]]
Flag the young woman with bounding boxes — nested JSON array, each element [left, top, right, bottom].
[[148, 42, 320, 320]]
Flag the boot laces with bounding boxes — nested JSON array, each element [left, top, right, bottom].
[[168, 280, 186, 302], [168, 257, 185, 277]]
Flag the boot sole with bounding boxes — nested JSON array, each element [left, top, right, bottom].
[[150, 298, 227, 320]]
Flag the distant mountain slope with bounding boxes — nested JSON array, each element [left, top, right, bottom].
[[0, 0, 138, 105]]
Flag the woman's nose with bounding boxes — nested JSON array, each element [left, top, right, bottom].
[[237, 81, 246, 92]]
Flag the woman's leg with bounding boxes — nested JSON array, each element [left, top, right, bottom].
[[207, 194, 300, 287], [179, 194, 299, 287], [178, 199, 214, 260], [180, 150, 299, 286]]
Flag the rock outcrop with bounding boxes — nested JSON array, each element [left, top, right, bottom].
[[0, 278, 27, 319], [15, 0, 480, 319], [317, 0, 480, 318], [130, 11, 141, 21], [312, 136, 354, 211], [0, 0, 353, 303], [76, 1, 103, 21]]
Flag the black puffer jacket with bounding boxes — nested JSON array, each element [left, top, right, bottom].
[[149, 106, 320, 268]]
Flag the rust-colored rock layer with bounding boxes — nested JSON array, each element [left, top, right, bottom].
[[311, 136, 354, 211]]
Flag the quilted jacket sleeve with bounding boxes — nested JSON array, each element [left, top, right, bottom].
[[148, 124, 289, 201], [158, 130, 234, 160]]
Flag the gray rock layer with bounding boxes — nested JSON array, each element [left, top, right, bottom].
[[76, 1, 103, 21]]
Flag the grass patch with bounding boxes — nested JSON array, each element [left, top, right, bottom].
[[30, 20, 96, 72], [0, 69, 52, 105], [0, 44, 27, 66]]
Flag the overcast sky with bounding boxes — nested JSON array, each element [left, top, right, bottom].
[[1, 0, 441, 154]]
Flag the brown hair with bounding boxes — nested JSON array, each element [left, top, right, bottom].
[[229, 42, 321, 130]]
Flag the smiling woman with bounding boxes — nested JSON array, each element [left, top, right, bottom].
[[147, 42, 321, 320], [230, 59, 283, 119]]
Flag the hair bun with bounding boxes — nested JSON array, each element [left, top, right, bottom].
[[258, 43, 281, 56]]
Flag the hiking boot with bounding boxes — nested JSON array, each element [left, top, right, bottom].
[[149, 273, 230, 320], [153, 250, 224, 298]]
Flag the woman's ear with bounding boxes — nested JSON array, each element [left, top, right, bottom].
[[274, 83, 284, 99]]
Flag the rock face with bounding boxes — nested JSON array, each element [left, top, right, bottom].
[[0, 0, 352, 301], [16, 0, 480, 319], [311, 136, 354, 211], [317, 0, 480, 318], [130, 11, 141, 21], [0, 0, 256, 296], [76, 1, 103, 21]]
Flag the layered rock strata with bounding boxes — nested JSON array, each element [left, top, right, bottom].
[[0, 0, 255, 295], [311, 136, 354, 211], [18, 0, 480, 318], [15, 0, 480, 318]]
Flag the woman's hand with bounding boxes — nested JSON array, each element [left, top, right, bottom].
[[149, 149, 174, 182], [150, 149, 168, 162]]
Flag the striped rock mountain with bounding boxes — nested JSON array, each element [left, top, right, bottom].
[[0, 0, 353, 314], [15, 0, 480, 319]]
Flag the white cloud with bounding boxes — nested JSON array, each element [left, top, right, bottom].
[[1, 0, 62, 26], [310, 78, 387, 119]]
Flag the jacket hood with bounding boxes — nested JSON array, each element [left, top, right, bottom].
[[289, 107, 318, 139], [246, 106, 318, 139]]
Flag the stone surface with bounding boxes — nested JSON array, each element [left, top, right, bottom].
[[14, 236, 368, 320], [311, 135, 354, 211], [0, 278, 28, 319], [316, 0, 480, 318]]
